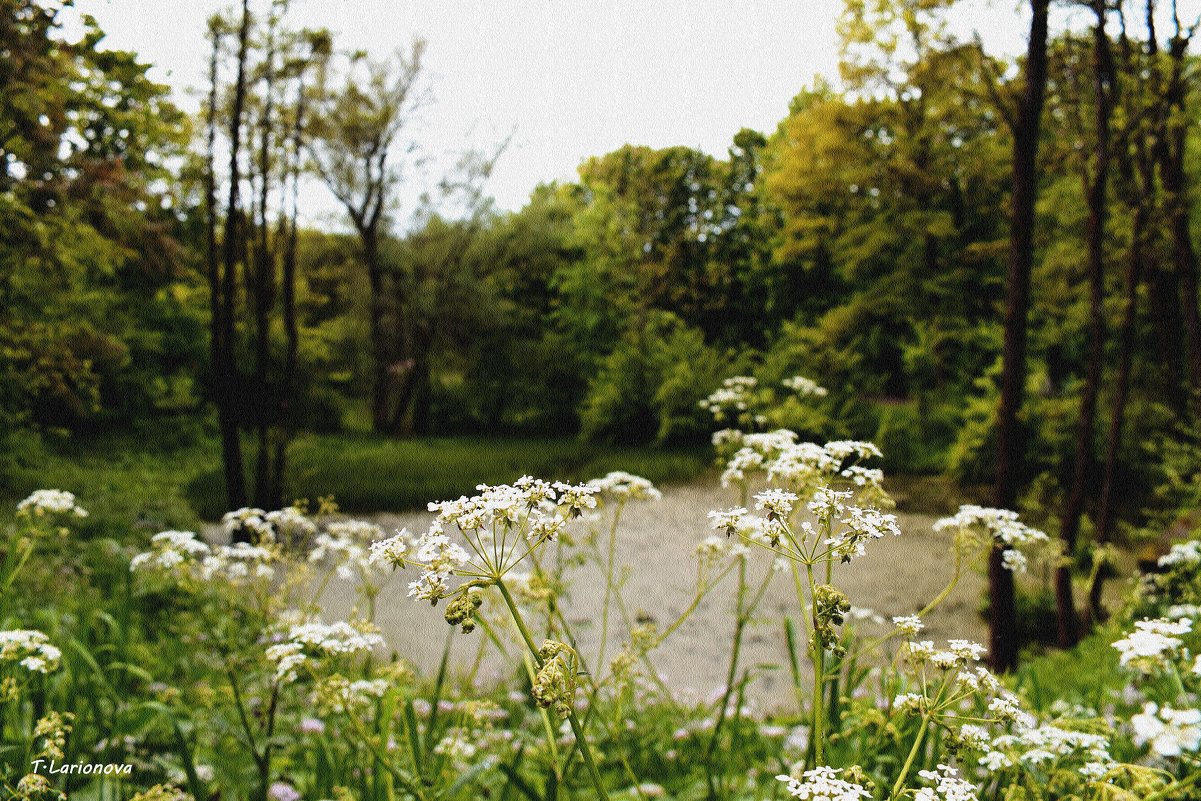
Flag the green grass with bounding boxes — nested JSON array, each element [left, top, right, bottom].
[[2, 427, 710, 527], [0, 427, 218, 536], [189, 433, 710, 518], [1014, 622, 1126, 711]]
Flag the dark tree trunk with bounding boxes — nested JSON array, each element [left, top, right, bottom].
[[1091, 165, 1149, 625], [204, 22, 227, 495], [1056, 2, 1115, 649], [251, 25, 278, 509], [1159, 32, 1201, 402], [992, 0, 1050, 672], [272, 83, 306, 508], [362, 228, 393, 433], [218, 0, 253, 515]]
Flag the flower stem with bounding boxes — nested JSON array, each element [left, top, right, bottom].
[[889, 713, 930, 801], [496, 578, 610, 800], [806, 561, 825, 767]]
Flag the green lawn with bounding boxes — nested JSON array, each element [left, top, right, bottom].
[[0, 428, 710, 532]]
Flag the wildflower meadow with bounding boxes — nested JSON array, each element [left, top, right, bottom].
[[3, 377, 1201, 800], [6, 0, 1201, 799]]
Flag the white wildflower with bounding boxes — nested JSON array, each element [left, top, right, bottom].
[[775, 765, 871, 800], [587, 471, 662, 502], [16, 489, 87, 519], [782, 375, 828, 397], [1111, 618, 1192, 671], [915, 764, 978, 801], [0, 629, 62, 674], [1132, 703, 1201, 757]]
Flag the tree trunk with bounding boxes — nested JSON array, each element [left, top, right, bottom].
[[362, 228, 392, 433], [1091, 170, 1148, 625], [1056, 2, 1114, 649], [991, 0, 1050, 672], [1159, 34, 1201, 403], [251, 18, 279, 509], [218, 0, 252, 516], [272, 84, 306, 509]]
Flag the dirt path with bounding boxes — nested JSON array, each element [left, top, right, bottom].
[[316, 480, 987, 712]]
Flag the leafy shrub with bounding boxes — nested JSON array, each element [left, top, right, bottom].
[[580, 311, 734, 445]]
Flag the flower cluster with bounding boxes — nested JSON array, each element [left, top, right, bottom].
[[16, 489, 88, 519], [1132, 703, 1201, 757], [825, 504, 901, 562], [265, 619, 384, 682], [221, 506, 316, 545], [775, 765, 871, 800], [980, 722, 1114, 777], [699, 376, 762, 425], [932, 505, 1052, 573], [721, 434, 884, 493], [380, 477, 596, 607], [1111, 617, 1192, 672], [914, 764, 978, 801], [200, 542, 277, 583], [587, 471, 663, 503], [0, 629, 62, 674], [782, 375, 829, 398], [130, 530, 211, 573], [309, 520, 387, 581], [310, 674, 390, 715]]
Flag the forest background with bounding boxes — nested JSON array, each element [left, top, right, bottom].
[[4, 0, 1201, 665]]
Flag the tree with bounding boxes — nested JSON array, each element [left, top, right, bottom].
[[307, 42, 427, 433], [1053, 1, 1118, 648], [990, 0, 1051, 671], [0, 0, 192, 439], [203, 0, 325, 511]]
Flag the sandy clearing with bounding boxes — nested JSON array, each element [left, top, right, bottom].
[[313, 480, 988, 712]]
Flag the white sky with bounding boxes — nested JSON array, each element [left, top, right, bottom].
[[75, 0, 1198, 227]]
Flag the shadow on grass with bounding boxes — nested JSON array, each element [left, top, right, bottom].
[[186, 434, 711, 518]]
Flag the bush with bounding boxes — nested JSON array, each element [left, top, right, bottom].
[[580, 311, 734, 445]]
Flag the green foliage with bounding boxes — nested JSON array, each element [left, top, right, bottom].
[[579, 312, 735, 445]]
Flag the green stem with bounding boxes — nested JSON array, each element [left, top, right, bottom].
[[496, 579, 609, 801], [345, 710, 428, 801], [917, 545, 962, 618], [889, 714, 930, 801], [597, 504, 624, 670], [806, 561, 825, 767], [2, 540, 35, 594], [1144, 769, 1201, 801]]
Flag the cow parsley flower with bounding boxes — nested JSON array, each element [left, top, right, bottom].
[[16, 489, 88, 519], [915, 764, 978, 801], [825, 506, 901, 561], [370, 528, 410, 568], [1132, 702, 1201, 757], [310, 521, 385, 581], [893, 615, 924, 637], [130, 530, 212, 574], [708, 507, 748, 536], [266, 619, 384, 682], [587, 471, 662, 502], [201, 542, 277, 583], [933, 505, 1049, 572], [1111, 618, 1192, 671], [782, 375, 828, 397], [775, 766, 871, 800], [1158, 540, 1201, 567], [755, 488, 798, 520], [0, 629, 62, 674]]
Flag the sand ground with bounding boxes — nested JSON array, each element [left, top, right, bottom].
[[311, 480, 989, 712]]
